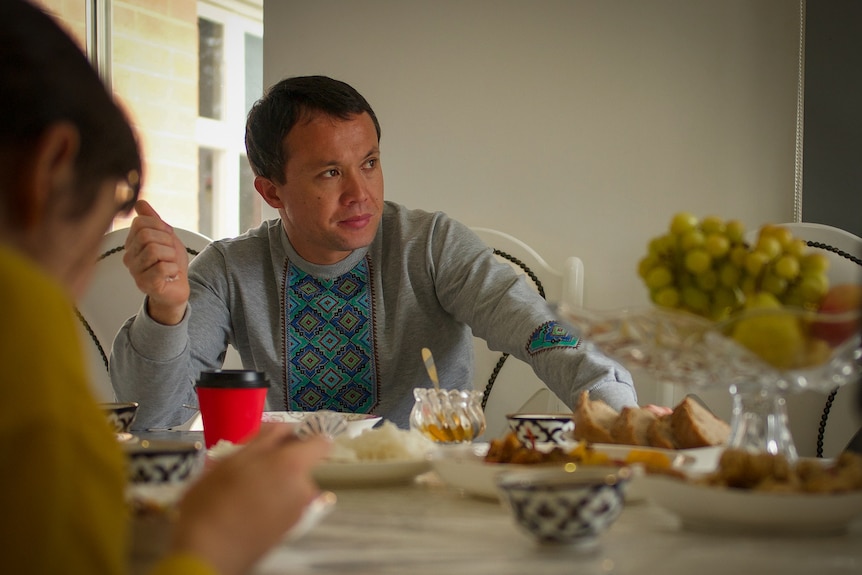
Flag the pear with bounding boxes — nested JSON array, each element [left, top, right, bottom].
[[730, 293, 805, 370]]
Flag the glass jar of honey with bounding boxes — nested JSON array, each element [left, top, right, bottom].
[[409, 388, 486, 443]]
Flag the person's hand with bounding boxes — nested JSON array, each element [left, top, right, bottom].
[[122, 200, 190, 325], [170, 424, 331, 575], [643, 404, 673, 417]]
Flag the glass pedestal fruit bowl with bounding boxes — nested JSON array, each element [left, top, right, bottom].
[[555, 302, 861, 461]]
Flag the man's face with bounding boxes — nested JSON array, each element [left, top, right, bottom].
[[268, 111, 384, 265]]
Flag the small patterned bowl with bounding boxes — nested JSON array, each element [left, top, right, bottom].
[[506, 413, 575, 446], [123, 439, 204, 484], [100, 402, 139, 434], [496, 466, 631, 547]]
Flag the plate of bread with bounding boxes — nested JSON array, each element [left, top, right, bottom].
[[639, 448, 862, 534], [572, 390, 730, 449], [571, 391, 728, 472]]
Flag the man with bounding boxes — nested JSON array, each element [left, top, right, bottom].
[[113, 75, 638, 430], [0, 2, 329, 573]]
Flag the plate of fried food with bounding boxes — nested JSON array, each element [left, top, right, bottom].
[[428, 432, 694, 502], [639, 448, 862, 534]]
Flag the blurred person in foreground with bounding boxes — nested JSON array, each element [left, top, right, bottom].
[[0, 2, 330, 574], [112, 73, 647, 431]]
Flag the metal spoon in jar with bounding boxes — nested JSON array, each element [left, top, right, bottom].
[[421, 347, 463, 439], [421, 347, 441, 391]]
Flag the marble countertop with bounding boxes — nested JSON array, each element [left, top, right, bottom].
[[128, 432, 862, 575], [253, 472, 862, 575]]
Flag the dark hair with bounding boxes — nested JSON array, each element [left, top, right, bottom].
[[245, 75, 381, 184], [0, 0, 141, 219]]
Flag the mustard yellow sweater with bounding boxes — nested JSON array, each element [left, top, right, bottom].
[[0, 245, 213, 575]]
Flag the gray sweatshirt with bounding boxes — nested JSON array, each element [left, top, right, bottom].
[[112, 202, 636, 430]]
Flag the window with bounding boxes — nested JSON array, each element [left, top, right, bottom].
[[32, 0, 266, 239], [198, 17, 223, 121], [196, 2, 265, 239], [198, 148, 216, 237]]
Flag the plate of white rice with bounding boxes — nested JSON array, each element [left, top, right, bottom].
[[312, 421, 434, 488]]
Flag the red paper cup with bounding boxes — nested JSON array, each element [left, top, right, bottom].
[[195, 370, 270, 448]]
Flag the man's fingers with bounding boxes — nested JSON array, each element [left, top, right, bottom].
[[643, 404, 673, 417], [123, 234, 180, 271], [125, 203, 174, 251], [133, 199, 162, 220], [124, 201, 186, 264]]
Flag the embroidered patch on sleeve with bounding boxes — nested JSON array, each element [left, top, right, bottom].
[[526, 321, 580, 355]]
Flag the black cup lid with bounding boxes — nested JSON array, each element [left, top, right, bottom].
[[196, 369, 271, 388]]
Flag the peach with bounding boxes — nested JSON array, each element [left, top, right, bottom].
[[810, 284, 862, 347]]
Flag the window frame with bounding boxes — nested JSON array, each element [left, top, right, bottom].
[[196, 1, 263, 239]]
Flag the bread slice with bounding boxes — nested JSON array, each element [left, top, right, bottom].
[[611, 406, 658, 446], [646, 415, 677, 449], [572, 390, 617, 444], [669, 396, 730, 449]]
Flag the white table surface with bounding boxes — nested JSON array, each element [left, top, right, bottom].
[[253, 472, 862, 575], [128, 433, 862, 575]]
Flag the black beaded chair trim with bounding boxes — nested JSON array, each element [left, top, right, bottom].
[[817, 387, 839, 458], [75, 245, 201, 374], [481, 249, 546, 411], [806, 241, 862, 268]]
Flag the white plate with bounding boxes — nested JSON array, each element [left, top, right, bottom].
[[571, 443, 724, 475], [262, 411, 382, 438], [428, 443, 513, 500], [312, 459, 431, 488], [640, 474, 862, 535], [428, 442, 698, 502], [585, 443, 689, 463]]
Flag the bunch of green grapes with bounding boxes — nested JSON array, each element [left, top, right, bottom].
[[637, 213, 831, 321]]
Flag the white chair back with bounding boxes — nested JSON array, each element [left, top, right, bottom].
[[776, 222, 862, 285], [780, 223, 862, 457], [470, 227, 584, 307], [695, 222, 862, 457], [75, 227, 241, 401], [469, 227, 583, 439]]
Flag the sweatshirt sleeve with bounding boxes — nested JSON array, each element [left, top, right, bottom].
[[110, 245, 235, 430], [426, 214, 638, 411]]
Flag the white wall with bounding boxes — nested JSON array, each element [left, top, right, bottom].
[[262, 0, 800, 311], [261, 1, 862, 456]]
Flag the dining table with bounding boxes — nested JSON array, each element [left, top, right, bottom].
[[130, 431, 862, 575]]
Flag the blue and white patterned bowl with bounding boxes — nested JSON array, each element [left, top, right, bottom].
[[123, 439, 204, 484], [100, 401, 139, 434], [496, 466, 631, 546], [506, 413, 575, 446]]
